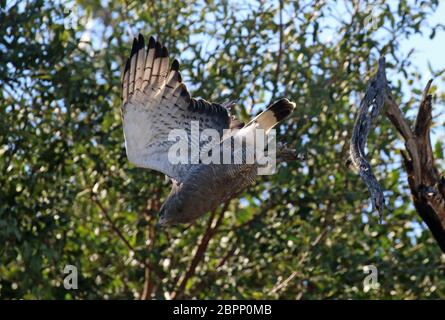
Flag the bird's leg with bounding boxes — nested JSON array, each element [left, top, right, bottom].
[[276, 142, 306, 161], [222, 100, 238, 110]]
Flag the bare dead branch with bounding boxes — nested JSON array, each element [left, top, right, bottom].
[[385, 94, 422, 186], [414, 79, 434, 138], [414, 80, 439, 185], [350, 57, 445, 252], [349, 57, 387, 214], [384, 81, 445, 252]]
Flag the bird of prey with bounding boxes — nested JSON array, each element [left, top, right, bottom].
[[121, 34, 296, 226]]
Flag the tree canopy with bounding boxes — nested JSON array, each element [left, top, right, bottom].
[[1, 0, 444, 299]]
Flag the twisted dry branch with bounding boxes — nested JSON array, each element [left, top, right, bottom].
[[350, 57, 445, 252], [349, 57, 387, 214]]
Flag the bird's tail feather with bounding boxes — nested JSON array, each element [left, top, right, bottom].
[[249, 98, 295, 132]]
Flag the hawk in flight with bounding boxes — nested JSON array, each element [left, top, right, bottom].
[[121, 35, 296, 226]]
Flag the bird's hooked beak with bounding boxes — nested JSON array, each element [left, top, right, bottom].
[[156, 209, 169, 228]]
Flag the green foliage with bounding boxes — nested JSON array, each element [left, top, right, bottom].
[[1, 0, 444, 299]]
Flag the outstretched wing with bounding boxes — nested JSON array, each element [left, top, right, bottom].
[[121, 35, 233, 182]]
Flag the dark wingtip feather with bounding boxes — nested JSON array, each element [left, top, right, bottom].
[[180, 84, 190, 102], [130, 37, 138, 56], [267, 98, 295, 122], [137, 33, 145, 49], [180, 84, 188, 96], [124, 58, 130, 74], [171, 59, 180, 71], [161, 46, 169, 58], [148, 36, 156, 49], [154, 41, 162, 58]]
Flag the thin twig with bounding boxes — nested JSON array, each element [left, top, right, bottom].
[[91, 193, 164, 279], [93, 195, 136, 252], [216, 244, 237, 270], [269, 228, 328, 295]]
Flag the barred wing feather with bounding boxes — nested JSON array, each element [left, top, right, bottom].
[[121, 35, 233, 182]]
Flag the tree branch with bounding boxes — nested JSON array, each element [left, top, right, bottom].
[[171, 201, 230, 299], [349, 57, 387, 214], [349, 57, 445, 252], [385, 81, 445, 252], [91, 193, 165, 279], [384, 94, 422, 186], [92, 194, 136, 253], [140, 197, 160, 299]]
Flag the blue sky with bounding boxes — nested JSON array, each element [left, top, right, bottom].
[[399, 1, 445, 81], [398, 1, 445, 164]]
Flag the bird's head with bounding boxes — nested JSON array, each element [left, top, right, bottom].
[[158, 198, 183, 226], [158, 179, 209, 226]]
